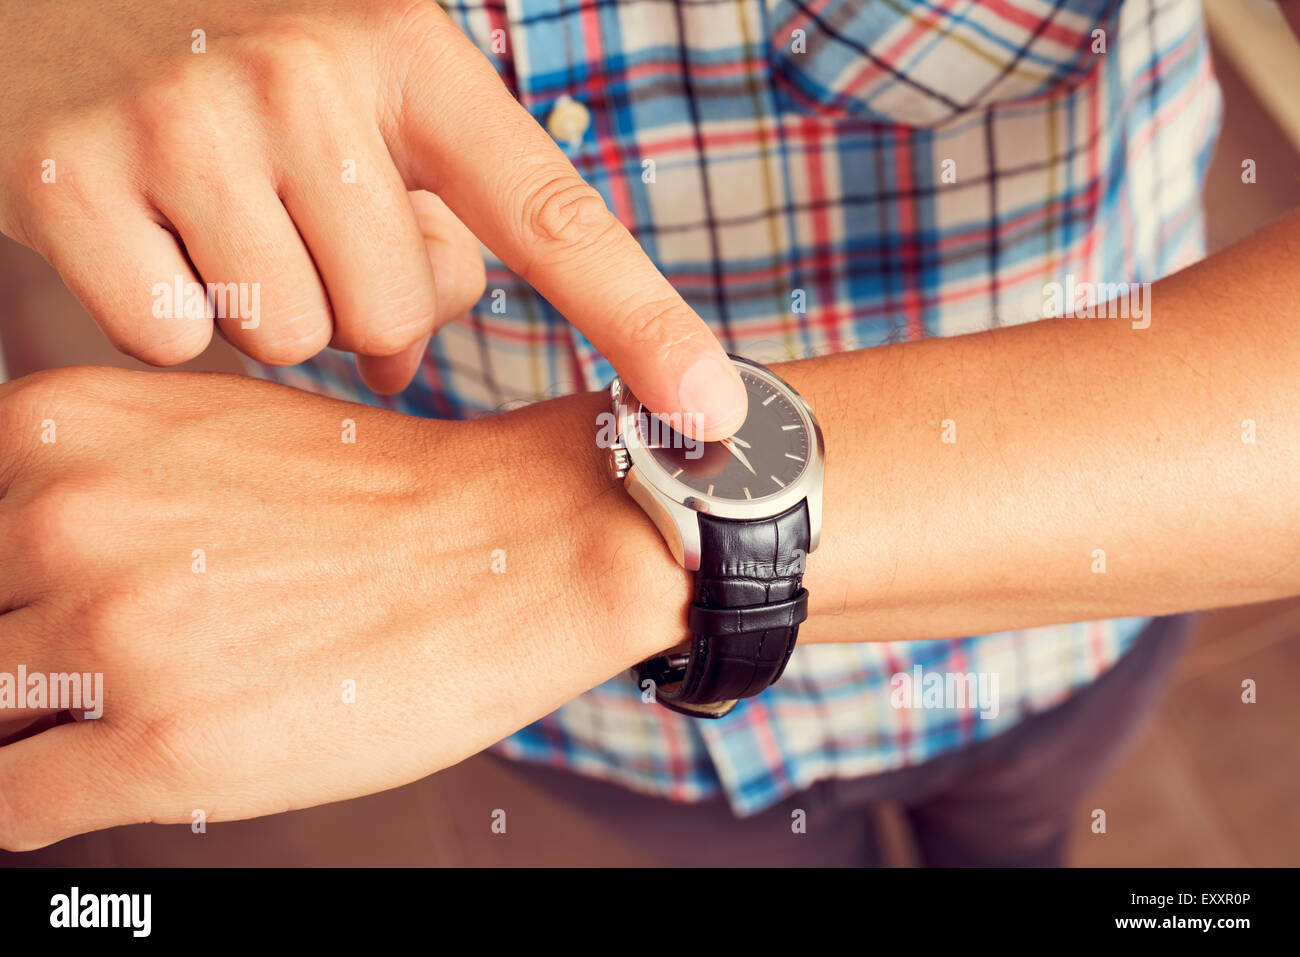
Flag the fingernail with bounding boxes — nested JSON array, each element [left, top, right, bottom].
[[678, 354, 747, 438]]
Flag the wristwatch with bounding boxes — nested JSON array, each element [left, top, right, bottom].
[[605, 355, 824, 718]]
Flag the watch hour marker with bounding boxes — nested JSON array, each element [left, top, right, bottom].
[[771, 475, 785, 488], [743, 487, 752, 499], [706, 484, 714, 496], [785, 453, 802, 461], [671, 468, 684, 478], [762, 394, 777, 406], [781, 424, 799, 430]]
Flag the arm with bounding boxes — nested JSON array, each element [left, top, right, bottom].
[[1, 211, 1297, 853], [783, 209, 1300, 641], [556, 210, 1300, 646], [0, 0, 746, 435]]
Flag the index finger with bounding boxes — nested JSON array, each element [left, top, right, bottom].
[[382, 7, 747, 440]]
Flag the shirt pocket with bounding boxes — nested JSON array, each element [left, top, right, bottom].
[[766, 0, 1120, 127]]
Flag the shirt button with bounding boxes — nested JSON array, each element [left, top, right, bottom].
[[546, 94, 590, 147]]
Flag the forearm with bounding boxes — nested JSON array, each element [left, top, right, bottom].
[[8, 204, 1297, 845], [590, 212, 1300, 646]]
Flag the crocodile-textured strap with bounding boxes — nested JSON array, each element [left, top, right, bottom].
[[637, 501, 810, 718]]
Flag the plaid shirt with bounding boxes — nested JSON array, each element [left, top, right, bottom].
[[260, 0, 1221, 814]]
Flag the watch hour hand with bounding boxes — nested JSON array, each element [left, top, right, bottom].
[[720, 438, 758, 475]]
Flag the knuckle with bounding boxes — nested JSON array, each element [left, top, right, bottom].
[[0, 368, 57, 427], [371, 0, 443, 24], [243, 26, 334, 69], [100, 294, 214, 364], [122, 323, 213, 367], [356, 319, 429, 357], [375, 0, 468, 131], [352, 283, 435, 355], [81, 591, 153, 670], [3, 368, 122, 437], [0, 410, 42, 482], [514, 170, 616, 275], [373, 0, 452, 53], [136, 76, 228, 161], [18, 482, 92, 574], [234, 27, 342, 110], [445, 251, 488, 318], [13, 365, 125, 406], [242, 310, 332, 365], [612, 294, 700, 354], [0, 397, 30, 457]]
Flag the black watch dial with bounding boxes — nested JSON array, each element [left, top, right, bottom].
[[637, 364, 811, 503]]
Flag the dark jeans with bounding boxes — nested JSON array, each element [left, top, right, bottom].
[[501, 613, 1196, 866]]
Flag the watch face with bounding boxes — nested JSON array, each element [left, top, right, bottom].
[[636, 364, 811, 503]]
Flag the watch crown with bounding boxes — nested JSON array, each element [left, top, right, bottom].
[[608, 443, 631, 480]]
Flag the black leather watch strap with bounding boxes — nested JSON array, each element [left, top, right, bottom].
[[637, 500, 810, 718]]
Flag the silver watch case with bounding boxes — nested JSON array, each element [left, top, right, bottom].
[[608, 357, 824, 571]]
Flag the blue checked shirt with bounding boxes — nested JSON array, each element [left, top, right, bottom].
[[259, 0, 1221, 814]]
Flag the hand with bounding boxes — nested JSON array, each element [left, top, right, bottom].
[[0, 366, 687, 849], [0, 0, 746, 436]]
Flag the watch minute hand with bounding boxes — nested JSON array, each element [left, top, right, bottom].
[[720, 438, 758, 475]]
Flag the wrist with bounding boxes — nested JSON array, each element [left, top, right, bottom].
[[447, 391, 690, 677], [534, 390, 693, 668]]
